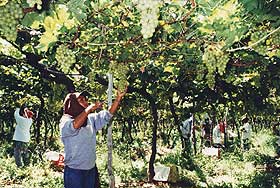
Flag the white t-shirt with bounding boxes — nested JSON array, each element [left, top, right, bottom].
[[213, 125, 221, 144], [60, 110, 112, 170], [180, 117, 193, 139], [12, 108, 33, 143], [241, 122, 251, 140]]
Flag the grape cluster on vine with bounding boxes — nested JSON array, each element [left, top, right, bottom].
[[55, 45, 76, 73], [135, 0, 160, 39], [202, 45, 229, 89], [26, 0, 43, 9], [0, 1, 24, 41], [270, 31, 280, 57], [271, 32, 280, 46], [109, 62, 129, 92], [250, 31, 268, 56]]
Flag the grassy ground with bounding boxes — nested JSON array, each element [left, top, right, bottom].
[[0, 129, 279, 188]]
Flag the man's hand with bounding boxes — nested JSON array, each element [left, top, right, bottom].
[[116, 86, 127, 101], [109, 87, 127, 115], [24, 108, 34, 119], [85, 101, 103, 113]]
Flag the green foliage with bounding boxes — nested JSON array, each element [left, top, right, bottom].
[[67, 0, 89, 22], [196, 0, 248, 46], [0, 141, 63, 188], [243, 129, 277, 164], [96, 144, 147, 186], [1, 0, 280, 187], [0, 0, 278, 119], [155, 129, 279, 188]]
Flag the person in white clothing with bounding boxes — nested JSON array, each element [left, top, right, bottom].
[[212, 123, 223, 148], [181, 116, 192, 139], [180, 115, 193, 154], [13, 105, 34, 167], [240, 117, 251, 150]]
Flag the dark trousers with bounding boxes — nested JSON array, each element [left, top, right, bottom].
[[64, 165, 98, 188], [14, 141, 29, 167], [242, 138, 251, 150]]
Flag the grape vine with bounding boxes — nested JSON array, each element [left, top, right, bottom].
[[0, 0, 24, 41]]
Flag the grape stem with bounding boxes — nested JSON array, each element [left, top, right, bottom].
[[227, 26, 280, 52]]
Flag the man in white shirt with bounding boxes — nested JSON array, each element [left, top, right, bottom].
[[213, 123, 223, 148], [13, 105, 34, 167], [180, 115, 193, 154], [240, 117, 251, 150], [60, 89, 126, 188]]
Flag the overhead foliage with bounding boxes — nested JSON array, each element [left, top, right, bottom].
[[0, 0, 279, 123]]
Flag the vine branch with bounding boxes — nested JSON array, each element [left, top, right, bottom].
[[227, 26, 280, 52]]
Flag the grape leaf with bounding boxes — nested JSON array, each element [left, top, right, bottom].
[[37, 31, 57, 52], [67, 0, 88, 22], [21, 12, 44, 27]]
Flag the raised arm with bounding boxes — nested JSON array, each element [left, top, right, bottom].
[[73, 102, 103, 129], [14, 108, 20, 118], [109, 88, 127, 115]]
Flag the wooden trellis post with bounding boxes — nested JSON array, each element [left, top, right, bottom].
[[107, 73, 115, 188]]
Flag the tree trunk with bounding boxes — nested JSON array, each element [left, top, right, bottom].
[[168, 97, 183, 149], [120, 119, 126, 142], [192, 114, 197, 155], [35, 95, 44, 144], [44, 115, 49, 147], [148, 100, 158, 182], [127, 118, 133, 144]]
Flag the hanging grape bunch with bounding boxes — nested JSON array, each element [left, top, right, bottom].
[[203, 45, 229, 75], [271, 31, 280, 46], [270, 30, 280, 58], [109, 62, 128, 92], [0, 0, 24, 41], [135, 0, 160, 39], [250, 31, 268, 56], [202, 45, 229, 89], [55, 45, 76, 73], [26, 0, 43, 9]]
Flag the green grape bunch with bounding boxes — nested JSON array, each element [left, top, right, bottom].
[[250, 31, 268, 56], [271, 32, 280, 57], [250, 31, 266, 43], [55, 45, 76, 73], [135, 0, 161, 39], [254, 45, 267, 55], [202, 45, 229, 89], [26, 0, 42, 9], [205, 72, 215, 89], [109, 62, 129, 92], [271, 31, 280, 46], [202, 45, 229, 75], [0, 0, 24, 41]]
